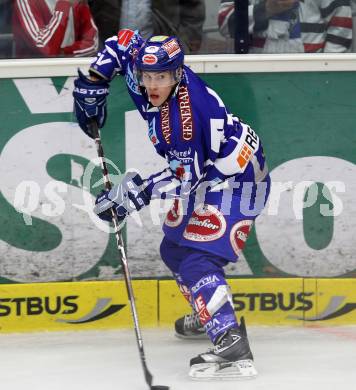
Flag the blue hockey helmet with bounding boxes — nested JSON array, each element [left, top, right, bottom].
[[134, 35, 184, 87]]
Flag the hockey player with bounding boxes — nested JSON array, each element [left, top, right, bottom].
[[73, 29, 270, 379]]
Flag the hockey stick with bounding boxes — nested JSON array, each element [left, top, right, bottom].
[[89, 120, 169, 390]]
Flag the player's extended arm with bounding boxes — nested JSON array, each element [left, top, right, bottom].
[[72, 29, 144, 136]]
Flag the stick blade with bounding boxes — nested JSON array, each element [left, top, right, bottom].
[[151, 386, 170, 390]]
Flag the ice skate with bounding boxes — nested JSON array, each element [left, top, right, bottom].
[[175, 312, 207, 339], [189, 317, 257, 380]]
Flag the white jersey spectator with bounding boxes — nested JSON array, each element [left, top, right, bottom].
[[219, 0, 353, 53]]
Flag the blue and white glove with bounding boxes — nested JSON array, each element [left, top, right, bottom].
[[94, 171, 150, 223], [73, 69, 110, 138]]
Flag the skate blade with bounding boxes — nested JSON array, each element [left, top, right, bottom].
[[189, 359, 258, 380]]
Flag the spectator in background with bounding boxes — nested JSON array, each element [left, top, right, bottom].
[[13, 0, 98, 58], [120, 0, 154, 39], [219, 0, 353, 53], [89, 0, 206, 54], [88, 0, 121, 47], [151, 0, 206, 53], [352, 0, 356, 51], [88, 0, 153, 48], [0, 0, 12, 58]]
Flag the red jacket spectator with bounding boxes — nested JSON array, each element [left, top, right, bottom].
[[13, 0, 98, 57]]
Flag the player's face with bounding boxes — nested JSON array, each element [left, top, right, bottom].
[[141, 71, 175, 106]]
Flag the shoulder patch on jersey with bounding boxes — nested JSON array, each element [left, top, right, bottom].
[[230, 220, 253, 256], [165, 199, 183, 227], [183, 204, 226, 242], [118, 29, 134, 49], [178, 85, 193, 141]]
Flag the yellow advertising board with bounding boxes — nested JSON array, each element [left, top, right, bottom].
[[1, 279, 355, 333], [304, 278, 356, 325], [0, 280, 157, 333], [159, 278, 356, 326]]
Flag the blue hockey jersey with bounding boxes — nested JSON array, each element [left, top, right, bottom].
[[89, 29, 269, 201]]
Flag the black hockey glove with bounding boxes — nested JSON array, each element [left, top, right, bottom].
[[73, 69, 109, 138], [94, 171, 150, 223]]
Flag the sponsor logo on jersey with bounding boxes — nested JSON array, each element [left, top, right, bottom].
[[164, 199, 183, 227], [168, 159, 191, 181], [148, 117, 159, 145], [236, 126, 259, 170], [230, 220, 253, 256], [175, 164, 185, 179], [142, 54, 158, 65], [178, 86, 193, 141], [160, 102, 172, 144], [192, 275, 220, 293], [118, 29, 135, 49], [183, 204, 226, 242], [237, 143, 253, 170], [145, 45, 160, 53], [149, 35, 169, 42], [167, 148, 193, 164], [194, 294, 211, 325], [162, 39, 181, 58]]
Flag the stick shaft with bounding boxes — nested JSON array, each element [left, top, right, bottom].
[[89, 121, 154, 389]]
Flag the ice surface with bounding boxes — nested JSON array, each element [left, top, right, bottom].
[[0, 326, 355, 390]]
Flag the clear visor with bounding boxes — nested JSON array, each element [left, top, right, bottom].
[[136, 69, 182, 88]]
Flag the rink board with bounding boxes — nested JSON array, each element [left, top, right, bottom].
[[1, 70, 356, 284], [0, 278, 356, 333], [159, 278, 356, 326], [0, 280, 157, 333]]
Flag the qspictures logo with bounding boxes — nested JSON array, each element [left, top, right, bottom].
[[0, 295, 126, 324], [232, 292, 356, 321]]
